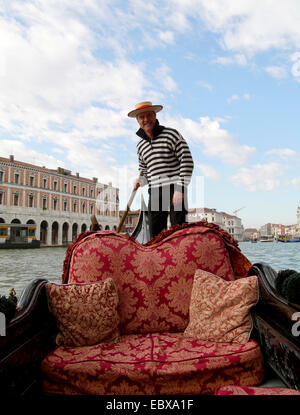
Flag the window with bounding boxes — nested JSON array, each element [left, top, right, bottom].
[[73, 200, 77, 213], [0, 227, 8, 236], [64, 182, 68, 193], [28, 227, 35, 237], [53, 180, 57, 191], [43, 178, 47, 189], [90, 187, 94, 197], [82, 202, 86, 213], [82, 187, 85, 196], [0, 191, 4, 205], [42, 196, 47, 209], [28, 193, 34, 208], [29, 175, 34, 186], [14, 172, 19, 184], [73, 184, 77, 194], [0, 170, 3, 183], [63, 200, 68, 211], [13, 192, 19, 206], [53, 197, 57, 210], [90, 203, 94, 214]]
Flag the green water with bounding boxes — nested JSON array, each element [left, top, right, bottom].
[[1, 241, 300, 297]]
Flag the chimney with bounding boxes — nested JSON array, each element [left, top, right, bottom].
[[76, 172, 79, 178], [9, 155, 14, 162]]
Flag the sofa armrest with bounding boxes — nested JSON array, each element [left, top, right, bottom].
[[0, 278, 57, 396], [249, 262, 300, 389]]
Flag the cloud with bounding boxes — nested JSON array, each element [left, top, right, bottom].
[[158, 30, 175, 44], [227, 93, 252, 104], [264, 66, 288, 79], [231, 162, 282, 191], [197, 164, 220, 181], [266, 148, 297, 158], [287, 177, 300, 187], [0, 140, 66, 169], [214, 54, 247, 66], [197, 80, 213, 91], [154, 63, 178, 92], [193, 1, 300, 54], [162, 115, 256, 166]]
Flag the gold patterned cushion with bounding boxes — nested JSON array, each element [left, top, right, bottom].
[[184, 270, 258, 344], [45, 279, 120, 347]]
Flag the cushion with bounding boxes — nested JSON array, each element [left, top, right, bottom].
[[215, 385, 300, 395], [63, 223, 251, 335], [45, 279, 120, 347], [41, 332, 264, 395], [184, 270, 258, 344]]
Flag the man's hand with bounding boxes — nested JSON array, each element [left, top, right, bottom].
[[172, 190, 184, 206], [133, 178, 141, 191]]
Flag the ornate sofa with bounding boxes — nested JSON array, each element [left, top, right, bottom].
[[0, 221, 275, 396]]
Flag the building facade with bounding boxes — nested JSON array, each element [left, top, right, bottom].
[[118, 210, 140, 234], [0, 155, 119, 245], [187, 207, 244, 241]]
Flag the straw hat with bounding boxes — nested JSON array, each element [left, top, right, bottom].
[[128, 101, 163, 118]]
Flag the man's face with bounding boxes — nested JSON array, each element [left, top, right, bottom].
[[137, 111, 156, 136]]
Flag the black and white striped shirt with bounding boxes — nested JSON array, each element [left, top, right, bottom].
[[136, 121, 194, 189]]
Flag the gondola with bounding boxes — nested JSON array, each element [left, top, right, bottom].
[[0, 198, 300, 397]]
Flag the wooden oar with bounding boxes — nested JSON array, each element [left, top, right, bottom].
[[90, 173, 143, 233], [90, 214, 100, 231], [116, 174, 142, 233]]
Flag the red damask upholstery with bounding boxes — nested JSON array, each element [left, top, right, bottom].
[[42, 222, 263, 395], [63, 222, 252, 335], [214, 385, 300, 395], [42, 333, 264, 395]]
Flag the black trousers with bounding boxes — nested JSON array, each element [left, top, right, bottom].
[[148, 184, 188, 239]]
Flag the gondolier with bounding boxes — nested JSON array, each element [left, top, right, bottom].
[[129, 101, 194, 239]]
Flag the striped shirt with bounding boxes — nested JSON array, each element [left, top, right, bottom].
[[136, 121, 194, 189]]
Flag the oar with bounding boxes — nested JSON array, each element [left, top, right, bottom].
[[90, 214, 100, 231], [90, 173, 143, 233], [116, 173, 142, 233]]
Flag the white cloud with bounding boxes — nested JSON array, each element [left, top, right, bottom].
[[227, 93, 252, 104], [287, 177, 300, 187], [154, 64, 178, 92], [193, 1, 300, 54], [290, 52, 300, 79], [0, 140, 66, 169], [231, 162, 282, 191], [162, 115, 256, 166], [215, 54, 247, 66], [265, 66, 288, 79], [227, 94, 239, 104], [158, 30, 175, 44], [197, 164, 220, 181], [197, 80, 213, 91], [266, 148, 297, 158]]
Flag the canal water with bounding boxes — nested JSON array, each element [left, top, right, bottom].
[[1, 241, 300, 297]]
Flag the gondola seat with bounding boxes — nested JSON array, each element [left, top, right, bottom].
[[41, 222, 265, 395], [214, 385, 300, 395]]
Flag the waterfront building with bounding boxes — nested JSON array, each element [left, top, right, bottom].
[[243, 228, 259, 241], [118, 210, 140, 234], [259, 223, 295, 239], [187, 208, 244, 241], [0, 155, 119, 246]]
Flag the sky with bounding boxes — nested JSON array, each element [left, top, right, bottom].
[[1, 0, 300, 229]]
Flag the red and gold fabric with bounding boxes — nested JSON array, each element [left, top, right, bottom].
[[42, 332, 264, 395], [214, 385, 300, 395], [62, 222, 252, 335], [41, 222, 263, 395]]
